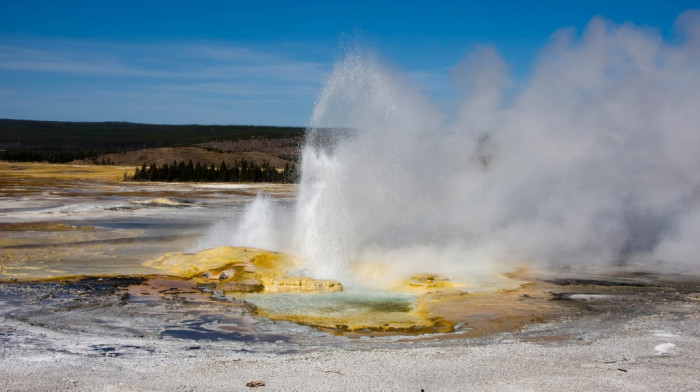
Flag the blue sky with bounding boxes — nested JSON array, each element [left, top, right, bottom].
[[0, 1, 697, 126]]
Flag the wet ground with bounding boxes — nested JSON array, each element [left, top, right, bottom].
[[0, 276, 338, 355], [1, 272, 698, 354], [0, 162, 296, 279], [1, 163, 699, 345]]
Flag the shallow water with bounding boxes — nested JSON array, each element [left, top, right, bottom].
[[0, 167, 296, 279], [239, 290, 423, 332]]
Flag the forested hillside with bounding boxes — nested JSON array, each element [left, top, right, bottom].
[[0, 119, 304, 163]]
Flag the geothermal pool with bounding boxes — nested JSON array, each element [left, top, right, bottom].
[[1, 162, 698, 344], [0, 163, 532, 336]]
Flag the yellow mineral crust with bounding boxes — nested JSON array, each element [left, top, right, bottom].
[[142, 247, 545, 335], [143, 246, 342, 293], [144, 247, 291, 277], [397, 274, 465, 293], [261, 311, 451, 335], [258, 276, 342, 293]]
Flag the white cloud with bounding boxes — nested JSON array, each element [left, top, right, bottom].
[[0, 37, 330, 124]]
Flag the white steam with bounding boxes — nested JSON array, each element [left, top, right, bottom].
[[206, 11, 700, 279], [197, 194, 283, 251]]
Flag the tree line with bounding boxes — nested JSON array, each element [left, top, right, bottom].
[[127, 159, 298, 183], [0, 149, 100, 163]]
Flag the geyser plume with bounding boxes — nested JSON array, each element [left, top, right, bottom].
[[213, 11, 700, 280], [197, 194, 284, 252]]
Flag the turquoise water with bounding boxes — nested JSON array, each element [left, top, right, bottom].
[[238, 289, 419, 318]]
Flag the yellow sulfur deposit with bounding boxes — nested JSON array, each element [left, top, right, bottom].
[[142, 246, 545, 336], [258, 276, 342, 293], [397, 274, 465, 292], [144, 246, 342, 293]]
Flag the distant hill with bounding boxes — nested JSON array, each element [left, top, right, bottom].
[[0, 119, 304, 166], [77, 146, 293, 168]]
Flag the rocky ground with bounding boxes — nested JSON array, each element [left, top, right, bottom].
[[1, 273, 698, 391]]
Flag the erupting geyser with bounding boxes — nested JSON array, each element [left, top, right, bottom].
[[203, 11, 700, 282]]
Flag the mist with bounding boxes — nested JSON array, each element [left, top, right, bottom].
[[204, 11, 700, 281]]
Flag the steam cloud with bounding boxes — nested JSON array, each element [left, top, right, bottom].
[[204, 11, 700, 279]]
